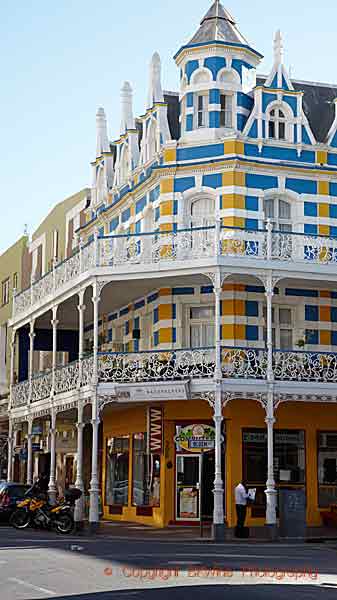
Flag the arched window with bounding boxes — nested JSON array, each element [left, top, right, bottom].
[[268, 108, 286, 140], [191, 197, 215, 228], [265, 197, 292, 232]]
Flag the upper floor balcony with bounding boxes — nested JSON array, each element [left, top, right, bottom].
[[11, 224, 337, 326]]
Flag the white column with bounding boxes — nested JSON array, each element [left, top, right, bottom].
[[265, 273, 274, 382], [89, 281, 101, 529], [265, 387, 277, 529], [7, 420, 14, 482], [27, 420, 33, 485], [51, 306, 59, 395], [264, 272, 277, 532], [212, 271, 225, 540], [92, 282, 100, 384], [89, 398, 100, 529], [28, 320, 35, 403], [212, 384, 225, 540], [48, 410, 57, 504], [74, 402, 85, 526], [77, 291, 86, 388], [9, 330, 16, 410]]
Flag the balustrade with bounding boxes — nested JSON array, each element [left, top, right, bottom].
[[10, 347, 337, 409], [13, 227, 337, 320]]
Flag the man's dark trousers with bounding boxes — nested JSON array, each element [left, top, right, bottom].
[[236, 504, 247, 532]]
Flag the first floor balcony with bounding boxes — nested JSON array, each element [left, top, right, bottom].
[[10, 346, 337, 411]]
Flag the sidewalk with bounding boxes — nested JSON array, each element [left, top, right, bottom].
[[89, 520, 337, 544]]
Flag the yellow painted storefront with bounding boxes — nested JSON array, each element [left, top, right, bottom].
[[102, 399, 337, 529]]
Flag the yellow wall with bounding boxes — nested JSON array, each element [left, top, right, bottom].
[[102, 399, 337, 529], [32, 188, 88, 272]]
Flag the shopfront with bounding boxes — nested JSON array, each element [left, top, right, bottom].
[[174, 423, 221, 523], [102, 400, 337, 530]]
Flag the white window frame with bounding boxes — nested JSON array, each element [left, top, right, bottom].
[[195, 93, 209, 129], [220, 93, 234, 128], [264, 197, 292, 232], [266, 102, 294, 143], [263, 305, 294, 350], [185, 304, 215, 349]]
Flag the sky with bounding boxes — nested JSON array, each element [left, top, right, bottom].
[[1, 0, 337, 254]]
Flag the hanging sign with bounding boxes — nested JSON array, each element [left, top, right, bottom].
[[147, 407, 163, 454], [174, 424, 218, 453]]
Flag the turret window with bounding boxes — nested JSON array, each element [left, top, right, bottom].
[[220, 94, 233, 128], [268, 108, 286, 140], [196, 94, 208, 128]]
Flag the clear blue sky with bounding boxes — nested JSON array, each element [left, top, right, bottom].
[[1, 0, 336, 253]]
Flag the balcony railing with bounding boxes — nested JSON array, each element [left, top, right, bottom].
[[12, 226, 337, 321], [11, 355, 94, 408], [11, 347, 337, 409]]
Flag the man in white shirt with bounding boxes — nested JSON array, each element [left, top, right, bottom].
[[235, 480, 249, 536]]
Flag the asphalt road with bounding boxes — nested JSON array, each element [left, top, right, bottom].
[[0, 525, 337, 599]]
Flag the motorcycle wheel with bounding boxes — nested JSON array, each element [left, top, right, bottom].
[[56, 512, 74, 534], [10, 509, 31, 530]]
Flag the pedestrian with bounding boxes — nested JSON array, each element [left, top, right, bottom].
[[235, 480, 249, 537]]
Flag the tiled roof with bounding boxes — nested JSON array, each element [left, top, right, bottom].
[[188, 1, 249, 46]]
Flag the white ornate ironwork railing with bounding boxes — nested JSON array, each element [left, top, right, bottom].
[[10, 348, 337, 409], [10, 356, 94, 409], [31, 370, 53, 403], [12, 380, 30, 408], [54, 361, 80, 394], [273, 350, 337, 383], [221, 348, 268, 379], [98, 348, 215, 383], [13, 226, 337, 320]]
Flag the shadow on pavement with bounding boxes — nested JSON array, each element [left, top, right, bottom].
[[44, 584, 337, 599]]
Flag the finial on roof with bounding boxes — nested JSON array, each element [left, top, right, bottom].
[[120, 81, 135, 134], [274, 30, 284, 66], [147, 52, 164, 109], [96, 106, 109, 157]]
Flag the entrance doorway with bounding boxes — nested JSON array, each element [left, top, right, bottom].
[[175, 452, 215, 522]]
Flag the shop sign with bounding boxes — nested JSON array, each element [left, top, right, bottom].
[[32, 424, 43, 435], [174, 424, 217, 453], [147, 407, 163, 454]]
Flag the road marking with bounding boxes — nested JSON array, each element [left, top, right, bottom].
[[8, 577, 57, 596], [167, 561, 202, 565]]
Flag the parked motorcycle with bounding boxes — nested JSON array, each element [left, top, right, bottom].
[[10, 482, 82, 534]]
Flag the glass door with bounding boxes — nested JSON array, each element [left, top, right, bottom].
[[176, 454, 201, 521]]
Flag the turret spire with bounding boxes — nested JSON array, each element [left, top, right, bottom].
[[187, 1, 248, 46], [120, 81, 135, 134]]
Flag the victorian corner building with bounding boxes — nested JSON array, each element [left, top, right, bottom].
[[4, 1, 337, 536]]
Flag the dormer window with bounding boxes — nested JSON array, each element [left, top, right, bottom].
[[220, 94, 233, 128]]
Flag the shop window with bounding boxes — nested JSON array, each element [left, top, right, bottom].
[[132, 433, 160, 507], [243, 429, 305, 517], [105, 436, 129, 506], [318, 432, 337, 507]]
